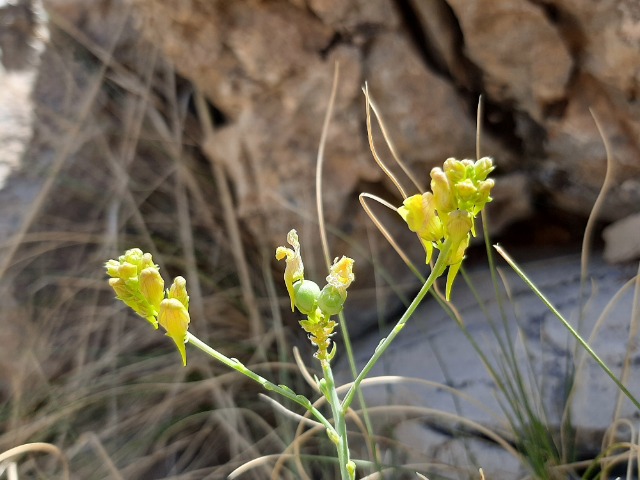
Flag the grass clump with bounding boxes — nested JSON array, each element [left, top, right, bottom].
[[1, 53, 638, 480]]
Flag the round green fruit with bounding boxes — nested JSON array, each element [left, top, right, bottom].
[[318, 285, 345, 316], [293, 280, 320, 314]]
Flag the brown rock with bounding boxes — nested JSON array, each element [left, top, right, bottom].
[[364, 32, 479, 173], [446, 0, 573, 121], [542, 74, 640, 221]]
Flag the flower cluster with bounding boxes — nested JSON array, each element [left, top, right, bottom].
[[398, 157, 495, 300], [276, 230, 355, 361], [106, 248, 191, 366]]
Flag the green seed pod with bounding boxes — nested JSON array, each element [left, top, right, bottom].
[[293, 279, 321, 314], [318, 285, 345, 316]]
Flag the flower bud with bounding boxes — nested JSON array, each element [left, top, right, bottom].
[[477, 179, 494, 202], [443, 158, 466, 184], [122, 248, 144, 266], [293, 279, 321, 314], [108, 277, 129, 301], [455, 179, 477, 202], [168, 276, 189, 310], [139, 267, 165, 312], [106, 249, 164, 327], [109, 277, 158, 326], [118, 262, 138, 280], [158, 298, 191, 366], [141, 253, 154, 269], [430, 168, 457, 213], [474, 157, 494, 181], [318, 284, 346, 316], [105, 259, 121, 278]]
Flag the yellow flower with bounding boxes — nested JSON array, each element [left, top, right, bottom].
[[398, 192, 444, 264], [275, 229, 304, 311], [107, 249, 195, 365], [108, 277, 154, 321], [158, 298, 191, 366], [443, 157, 468, 184], [395, 158, 496, 301], [106, 251, 161, 327], [443, 157, 495, 217], [326, 256, 355, 294], [109, 277, 158, 328]]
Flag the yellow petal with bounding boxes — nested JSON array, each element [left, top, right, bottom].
[[276, 230, 305, 311], [326, 256, 355, 292], [109, 277, 158, 327], [398, 194, 424, 233], [399, 193, 443, 242], [445, 261, 462, 301], [139, 267, 165, 312], [430, 168, 457, 213], [420, 237, 434, 264], [158, 298, 190, 366]]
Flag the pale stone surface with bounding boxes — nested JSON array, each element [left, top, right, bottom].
[[336, 254, 639, 476], [0, 71, 35, 189], [603, 213, 640, 263]]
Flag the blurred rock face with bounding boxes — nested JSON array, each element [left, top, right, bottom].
[[121, 0, 640, 321], [0, 2, 637, 474], [127, 0, 640, 224], [4, 0, 639, 322]]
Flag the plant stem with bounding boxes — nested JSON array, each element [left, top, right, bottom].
[[341, 239, 452, 411], [322, 360, 353, 480], [494, 245, 640, 411], [186, 332, 337, 434]]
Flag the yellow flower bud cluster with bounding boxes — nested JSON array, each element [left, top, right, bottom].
[[276, 230, 355, 361], [106, 249, 191, 366], [398, 157, 495, 300]]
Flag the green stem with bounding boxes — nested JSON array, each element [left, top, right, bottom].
[[494, 245, 640, 412], [322, 360, 353, 480], [341, 239, 452, 411], [186, 332, 337, 434]]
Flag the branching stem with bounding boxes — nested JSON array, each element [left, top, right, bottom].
[[186, 332, 337, 435], [341, 239, 452, 411]]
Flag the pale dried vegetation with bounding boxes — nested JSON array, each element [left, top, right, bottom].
[[0, 16, 313, 480], [1, 8, 639, 480]]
